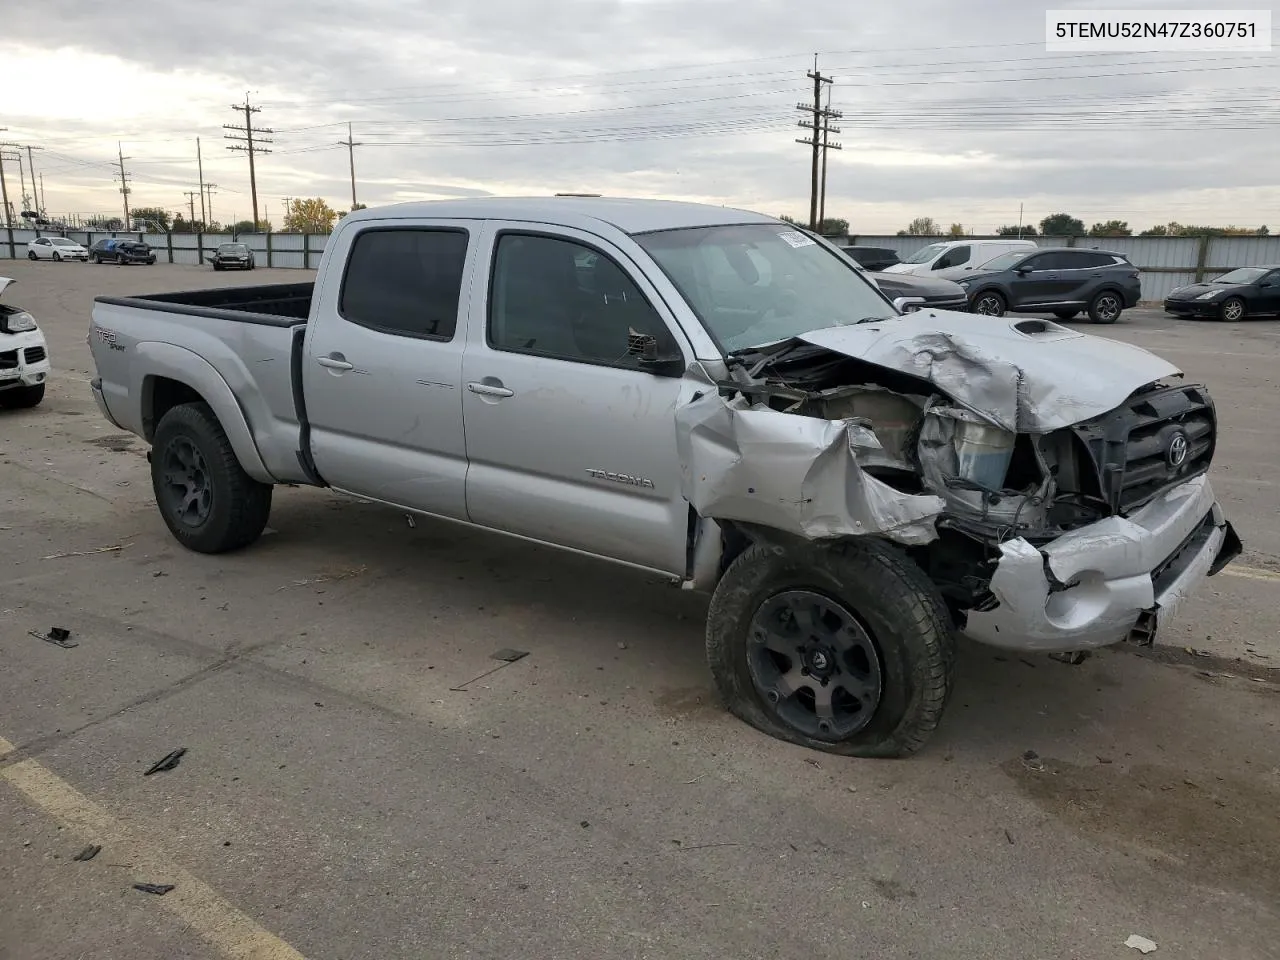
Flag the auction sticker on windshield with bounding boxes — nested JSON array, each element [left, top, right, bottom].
[[778, 230, 816, 248]]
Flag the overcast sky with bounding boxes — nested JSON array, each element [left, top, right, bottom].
[[2, 0, 1277, 233]]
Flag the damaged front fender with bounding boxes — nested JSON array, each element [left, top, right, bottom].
[[675, 389, 946, 546]]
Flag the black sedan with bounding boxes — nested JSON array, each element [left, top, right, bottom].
[[1163, 266, 1280, 321], [89, 237, 156, 265], [210, 242, 256, 271]]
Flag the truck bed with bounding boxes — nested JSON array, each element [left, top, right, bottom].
[[95, 282, 313, 326]]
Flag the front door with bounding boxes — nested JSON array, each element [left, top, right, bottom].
[[1011, 252, 1077, 308], [460, 225, 695, 576], [303, 222, 477, 519]]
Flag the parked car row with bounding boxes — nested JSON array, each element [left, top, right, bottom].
[[25, 237, 156, 265]]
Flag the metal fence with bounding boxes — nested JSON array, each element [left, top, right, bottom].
[[3, 224, 1277, 303], [841, 233, 1278, 301], [0, 227, 330, 271]]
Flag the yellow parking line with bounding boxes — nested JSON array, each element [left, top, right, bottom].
[[0, 736, 307, 960], [1222, 566, 1280, 583]]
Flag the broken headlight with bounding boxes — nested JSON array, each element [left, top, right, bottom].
[[951, 421, 1015, 489], [1, 311, 37, 334]]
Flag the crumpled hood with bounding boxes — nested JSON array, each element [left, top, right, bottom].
[[797, 310, 1181, 433]]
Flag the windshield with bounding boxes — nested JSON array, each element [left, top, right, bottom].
[[976, 251, 1029, 272], [220, 244, 248, 254], [636, 223, 895, 353], [1214, 267, 1266, 284], [49, 238, 77, 246], [903, 243, 947, 265]]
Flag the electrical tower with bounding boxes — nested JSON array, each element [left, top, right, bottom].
[[116, 142, 133, 227], [337, 122, 362, 210], [795, 59, 838, 231], [224, 93, 273, 230]]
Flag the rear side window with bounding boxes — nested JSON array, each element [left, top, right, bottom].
[[339, 228, 469, 340], [1072, 251, 1117, 268]]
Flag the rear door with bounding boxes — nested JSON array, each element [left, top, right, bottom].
[[302, 221, 477, 519], [1256, 269, 1280, 313], [459, 223, 695, 576]]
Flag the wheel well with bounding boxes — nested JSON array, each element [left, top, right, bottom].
[[142, 376, 204, 441]]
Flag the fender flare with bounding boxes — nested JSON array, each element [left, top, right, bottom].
[[133, 341, 275, 484]]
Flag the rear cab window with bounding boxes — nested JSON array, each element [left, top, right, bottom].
[[338, 228, 470, 340]]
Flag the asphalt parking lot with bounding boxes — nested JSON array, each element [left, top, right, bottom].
[[2, 259, 1278, 960]]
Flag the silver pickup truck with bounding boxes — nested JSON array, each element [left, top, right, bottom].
[[88, 198, 1241, 758]]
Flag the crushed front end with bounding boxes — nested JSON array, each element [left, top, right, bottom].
[[678, 317, 1241, 654]]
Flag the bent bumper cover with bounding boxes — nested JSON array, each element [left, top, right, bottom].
[[963, 476, 1239, 653], [0, 330, 51, 389]]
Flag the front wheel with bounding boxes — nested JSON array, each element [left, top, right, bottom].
[[151, 402, 273, 553], [52, 252, 62, 262], [1220, 297, 1246, 322], [705, 538, 955, 758], [1088, 290, 1122, 324], [27, 250, 37, 260], [971, 291, 1006, 316], [0, 383, 46, 409], [116, 253, 127, 265]]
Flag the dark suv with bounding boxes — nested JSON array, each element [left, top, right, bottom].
[[959, 247, 1142, 323], [90, 237, 156, 265]]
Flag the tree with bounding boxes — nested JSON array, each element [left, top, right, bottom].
[[947, 223, 966, 237], [230, 219, 260, 235], [1088, 220, 1132, 237], [995, 224, 1037, 236], [350, 202, 367, 211], [1039, 213, 1085, 236], [817, 217, 849, 235], [130, 207, 171, 232], [779, 214, 800, 225], [1260, 225, 1270, 236], [904, 217, 940, 236], [284, 198, 339, 235], [1139, 224, 1169, 237], [171, 215, 206, 234]]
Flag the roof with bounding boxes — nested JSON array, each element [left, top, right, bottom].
[[341, 196, 778, 235]]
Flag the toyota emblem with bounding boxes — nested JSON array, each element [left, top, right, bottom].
[[1167, 433, 1190, 470]]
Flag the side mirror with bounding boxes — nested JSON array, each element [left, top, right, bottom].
[[1015, 265, 1032, 275], [630, 333, 685, 377], [893, 296, 927, 314]]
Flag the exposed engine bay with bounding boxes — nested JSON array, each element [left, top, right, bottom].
[[676, 318, 1219, 618]]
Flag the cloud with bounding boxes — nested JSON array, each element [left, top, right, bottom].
[[2, 0, 1278, 232]]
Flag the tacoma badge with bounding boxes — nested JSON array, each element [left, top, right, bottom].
[[586, 468, 655, 489]]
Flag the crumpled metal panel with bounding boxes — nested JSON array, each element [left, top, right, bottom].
[[797, 311, 1181, 434], [675, 391, 945, 545]]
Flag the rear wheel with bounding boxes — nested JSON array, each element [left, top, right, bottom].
[[971, 291, 1006, 316], [706, 537, 955, 758], [151, 402, 273, 553], [27, 250, 37, 260], [116, 253, 127, 265], [1220, 297, 1246, 322], [1052, 309, 1079, 320], [1088, 290, 1122, 324], [0, 383, 46, 409]]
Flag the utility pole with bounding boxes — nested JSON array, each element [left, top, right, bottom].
[[25, 145, 43, 213], [184, 190, 199, 225], [116, 142, 133, 227], [795, 57, 835, 231], [197, 137, 207, 226], [203, 183, 218, 229], [0, 146, 15, 228], [338, 122, 361, 210], [39, 173, 46, 215], [817, 83, 842, 230], [12, 148, 29, 211], [224, 93, 273, 230]]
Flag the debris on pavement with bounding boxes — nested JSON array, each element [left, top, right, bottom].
[[132, 883, 175, 896], [1021, 750, 1046, 772], [72, 844, 102, 862], [30, 626, 78, 649], [1048, 651, 1090, 665], [41, 543, 131, 561], [491, 649, 530, 663], [405, 514, 416, 528], [1125, 934, 1158, 953], [1184, 647, 1213, 658], [144, 748, 187, 776], [275, 566, 367, 591], [1004, 829, 1015, 845]]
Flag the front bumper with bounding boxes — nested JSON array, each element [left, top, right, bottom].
[[963, 475, 1240, 653], [0, 329, 51, 389], [1164, 298, 1219, 317]]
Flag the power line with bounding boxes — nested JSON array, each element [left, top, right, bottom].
[[224, 93, 272, 229]]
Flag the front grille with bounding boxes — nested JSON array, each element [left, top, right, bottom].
[[1072, 383, 1216, 515], [24, 346, 46, 364], [0, 349, 17, 369]]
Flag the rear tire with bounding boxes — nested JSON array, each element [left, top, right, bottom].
[[150, 402, 272, 554], [116, 253, 126, 265], [0, 383, 46, 409], [1219, 297, 1246, 322], [705, 537, 955, 758], [1088, 290, 1122, 324], [971, 291, 1006, 317]]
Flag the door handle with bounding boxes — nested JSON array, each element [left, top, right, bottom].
[[316, 355, 354, 371], [467, 381, 514, 398]]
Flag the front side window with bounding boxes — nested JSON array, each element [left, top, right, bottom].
[[636, 223, 895, 353], [1214, 267, 1267, 284], [488, 233, 677, 368], [903, 242, 947, 265], [339, 228, 468, 340]]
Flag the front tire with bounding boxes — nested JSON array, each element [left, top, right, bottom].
[[27, 250, 37, 260], [706, 538, 955, 758], [971, 291, 1006, 317], [1220, 297, 1246, 322], [52, 252, 62, 262], [0, 383, 46, 409], [151, 402, 272, 554], [116, 253, 127, 265], [1088, 290, 1122, 324]]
